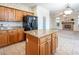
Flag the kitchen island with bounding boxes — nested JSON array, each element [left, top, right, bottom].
[[25, 29, 58, 55]]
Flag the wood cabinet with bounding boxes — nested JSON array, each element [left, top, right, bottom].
[[0, 30, 8, 47], [23, 11, 33, 16], [0, 30, 18, 47], [51, 33, 58, 54], [40, 35, 51, 55], [0, 7, 5, 21], [46, 40, 51, 54], [5, 8, 16, 21], [0, 29, 24, 47], [26, 32, 57, 55], [8, 8, 15, 21], [8, 30, 18, 44], [17, 28, 24, 41], [23, 12, 27, 16], [15, 10, 23, 21], [40, 42, 46, 55], [26, 12, 33, 16], [0, 6, 33, 21], [40, 40, 51, 55], [8, 28, 24, 44], [26, 34, 56, 55], [4, 7, 9, 21], [26, 34, 39, 55]]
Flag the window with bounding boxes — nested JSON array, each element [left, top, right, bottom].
[[56, 17, 60, 27]]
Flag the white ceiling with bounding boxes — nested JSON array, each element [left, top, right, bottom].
[[22, 3, 79, 12]]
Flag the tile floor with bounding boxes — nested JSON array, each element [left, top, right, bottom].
[[55, 30, 79, 55], [0, 30, 79, 55], [0, 41, 25, 55]]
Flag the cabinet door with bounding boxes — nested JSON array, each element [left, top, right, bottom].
[[0, 31, 8, 47], [40, 35, 51, 55], [46, 40, 51, 55], [8, 8, 15, 21], [40, 42, 46, 55], [15, 10, 23, 21], [26, 34, 39, 55], [5, 7, 9, 21], [17, 28, 24, 41], [8, 30, 18, 44], [40, 41, 51, 55], [8, 30, 14, 44], [5, 8, 15, 21], [0, 6, 5, 21], [52, 33, 58, 54]]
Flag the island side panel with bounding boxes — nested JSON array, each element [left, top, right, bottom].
[[26, 33, 40, 55], [51, 32, 58, 54]]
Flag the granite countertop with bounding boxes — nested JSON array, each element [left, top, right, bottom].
[[0, 26, 23, 30], [24, 29, 58, 38]]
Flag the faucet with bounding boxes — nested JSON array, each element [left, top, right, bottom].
[[0, 24, 3, 27], [1, 24, 3, 26]]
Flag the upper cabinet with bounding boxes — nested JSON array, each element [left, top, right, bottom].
[[23, 12, 27, 16], [4, 7, 8, 21], [0, 6, 5, 21], [8, 8, 16, 21], [5, 8, 16, 21], [15, 10, 23, 21], [0, 6, 33, 21], [26, 12, 33, 16], [23, 11, 33, 16]]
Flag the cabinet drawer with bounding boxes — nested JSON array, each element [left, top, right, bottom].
[[40, 35, 51, 44]]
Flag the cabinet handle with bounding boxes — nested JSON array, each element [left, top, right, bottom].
[[27, 38, 28, 43]]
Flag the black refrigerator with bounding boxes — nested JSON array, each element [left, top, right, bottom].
[[23, 16, 38, 31]]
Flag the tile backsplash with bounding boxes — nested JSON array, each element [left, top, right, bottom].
[[0, 21, 23, 27]]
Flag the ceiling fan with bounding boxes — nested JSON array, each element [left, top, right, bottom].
[[58, 3, 76, 17]]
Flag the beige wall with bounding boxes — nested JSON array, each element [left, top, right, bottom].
[[31, 6, 37, 16], [50, 14, 56, 29], [32, 6, 50, 29]]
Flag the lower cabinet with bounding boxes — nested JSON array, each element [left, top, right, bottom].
[[8, 28, 24, 44], [26, 33, 57, 55], [26, 34, 39, 55], [46, 40, 51, 54], [51, 33, 58, 54], [40, 38, 51, 55], [0, 31, 8, 47], [40, 42, 46, 55], [0, 28, 24, 47], [17, 28, 24, 41], [8, 30, 18, 44]]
